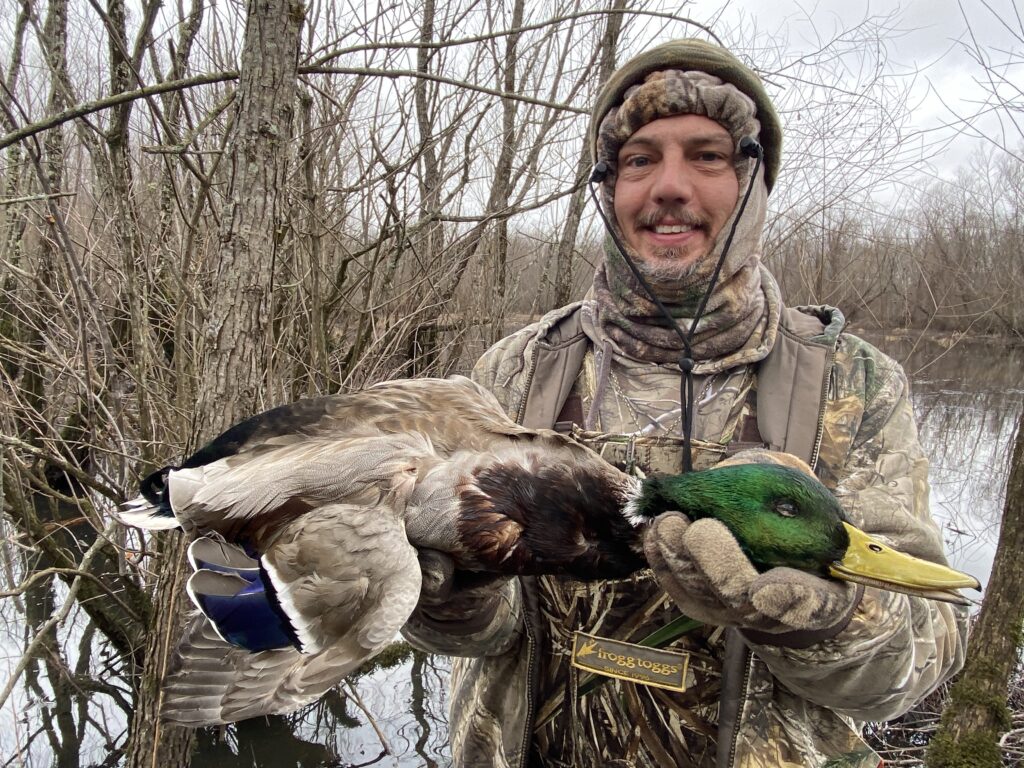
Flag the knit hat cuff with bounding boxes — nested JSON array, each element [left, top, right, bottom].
[[596, 70, 761, 176]]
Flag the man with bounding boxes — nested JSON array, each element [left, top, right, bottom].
[[403, 39, 968, 768]]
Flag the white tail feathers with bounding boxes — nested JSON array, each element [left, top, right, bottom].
[[117, 496, 180, 530]]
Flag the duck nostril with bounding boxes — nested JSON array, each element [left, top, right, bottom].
[[868, 544, 884, 553]]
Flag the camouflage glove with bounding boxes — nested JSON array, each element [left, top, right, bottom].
[[644, 514, 859, 642], [413, 549, 511, 631]]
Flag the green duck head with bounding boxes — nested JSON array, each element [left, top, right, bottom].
[[633, 464, 980, 605]]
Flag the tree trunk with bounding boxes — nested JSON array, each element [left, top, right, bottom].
[[122, 533, 194, 768], [123, 0, 304, 763], [193, 0, 304, 434], [927, 414, 1024, 767], [489, 0, 525, 339], [551, 0, 626, 308], [413, 0, 442, 270]]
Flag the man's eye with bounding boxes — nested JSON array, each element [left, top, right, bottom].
[[625, 156, 650, 168]]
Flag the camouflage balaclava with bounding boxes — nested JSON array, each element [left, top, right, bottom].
[[584, 40, 783, 369]]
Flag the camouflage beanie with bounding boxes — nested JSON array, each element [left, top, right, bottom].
[[595, 70, 761, 192], [590, 38, 781, 192]]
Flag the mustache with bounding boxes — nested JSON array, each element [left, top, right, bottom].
[[635, 207, 707, 229]]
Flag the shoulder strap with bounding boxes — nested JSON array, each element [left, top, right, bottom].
[[518, 307, 589, 428], [756, 307, 834, 467], [517, 305, 837, 469]]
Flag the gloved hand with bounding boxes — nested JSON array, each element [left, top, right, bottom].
[[644, 513, 860, 642], [414, 549, 511, 628]]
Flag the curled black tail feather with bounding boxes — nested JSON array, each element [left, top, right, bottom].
[[140, 465, 178, 512]]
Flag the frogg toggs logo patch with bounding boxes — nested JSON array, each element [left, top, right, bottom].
[[571, 630, 691, 692]]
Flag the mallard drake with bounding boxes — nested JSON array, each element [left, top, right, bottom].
[[119, 376, 979, 726]]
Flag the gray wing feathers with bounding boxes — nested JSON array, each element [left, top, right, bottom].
[[163, 618, 350, 725], [188, 536, 257, 569], [152, 377, 607, 725], [162, 502, 422, 726], [167, 434, 431, 531], [264, 502, 421, 652]]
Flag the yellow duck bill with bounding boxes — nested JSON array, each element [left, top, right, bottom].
[[828, 523, 982, 606]]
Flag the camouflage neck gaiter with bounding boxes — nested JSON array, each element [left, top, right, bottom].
[[591, 69, 778, 365]]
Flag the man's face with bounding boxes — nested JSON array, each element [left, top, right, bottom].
[[613, 114, 740, 278]]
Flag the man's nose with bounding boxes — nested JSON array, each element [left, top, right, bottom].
[[650, 155, 694, 205]]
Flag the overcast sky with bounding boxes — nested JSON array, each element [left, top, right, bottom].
[[719, 0, 1022, 166]]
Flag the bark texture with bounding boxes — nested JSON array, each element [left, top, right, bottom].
[[551, 0, 625, 307], [123, 0, 304, 763], [193, 0, 305, 436]]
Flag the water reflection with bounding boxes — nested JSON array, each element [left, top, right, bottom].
[[872, 332, 1023, 585], [185, 650, 452, 768], [1, 334, 1019, 766]]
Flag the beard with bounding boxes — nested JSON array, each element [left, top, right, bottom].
[[636, 246, 705, 283], [629, 205, 713, 287]]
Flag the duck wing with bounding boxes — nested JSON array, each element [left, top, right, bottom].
[[165, 432, 429, 540], [189, 376, 528, 457], [121, 376, 559, 531], [162, 501, 421, 726]]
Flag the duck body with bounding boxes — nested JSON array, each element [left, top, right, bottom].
[[120, 376, 979, 726], [131, 376, 647, 578], [121, 377, 649, 725]]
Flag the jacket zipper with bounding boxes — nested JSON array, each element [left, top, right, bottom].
[[515, 344, 541, 427], [809, 341, 839, 471], [516, 347, 540, 768], [517, 608, 538, 768], [725, 647, 754, 768]]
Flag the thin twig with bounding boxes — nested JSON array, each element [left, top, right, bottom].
[[0, 191, 76, 206], [343, 680, 392, 755], [0, 524, 117, 713]]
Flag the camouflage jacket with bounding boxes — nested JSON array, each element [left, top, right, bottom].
[[403, 302, 969, 768]]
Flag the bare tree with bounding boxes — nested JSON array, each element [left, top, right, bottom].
[[551, 0, 626, 308], [927, 414, 1024, 766], [122, 0, 304, 763]]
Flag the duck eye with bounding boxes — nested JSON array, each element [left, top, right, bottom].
[[774, 500, 797, 518]]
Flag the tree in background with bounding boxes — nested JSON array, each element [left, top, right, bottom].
[[927, 413, 1024, 765], [121, 0, 305, 763], [927, 2, 1024, 765]]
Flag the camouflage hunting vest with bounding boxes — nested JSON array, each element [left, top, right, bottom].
[[517, 307, 831, 768]]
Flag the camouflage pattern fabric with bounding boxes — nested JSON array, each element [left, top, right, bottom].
[[587, 69, 773, 364], [532, 571, 723, 767], [588, 40, 784, 193], [587, 248, 775, 366], [528, 351, 756, 767], [402, 300, 970, 768], [596, 70, 761, 168]]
